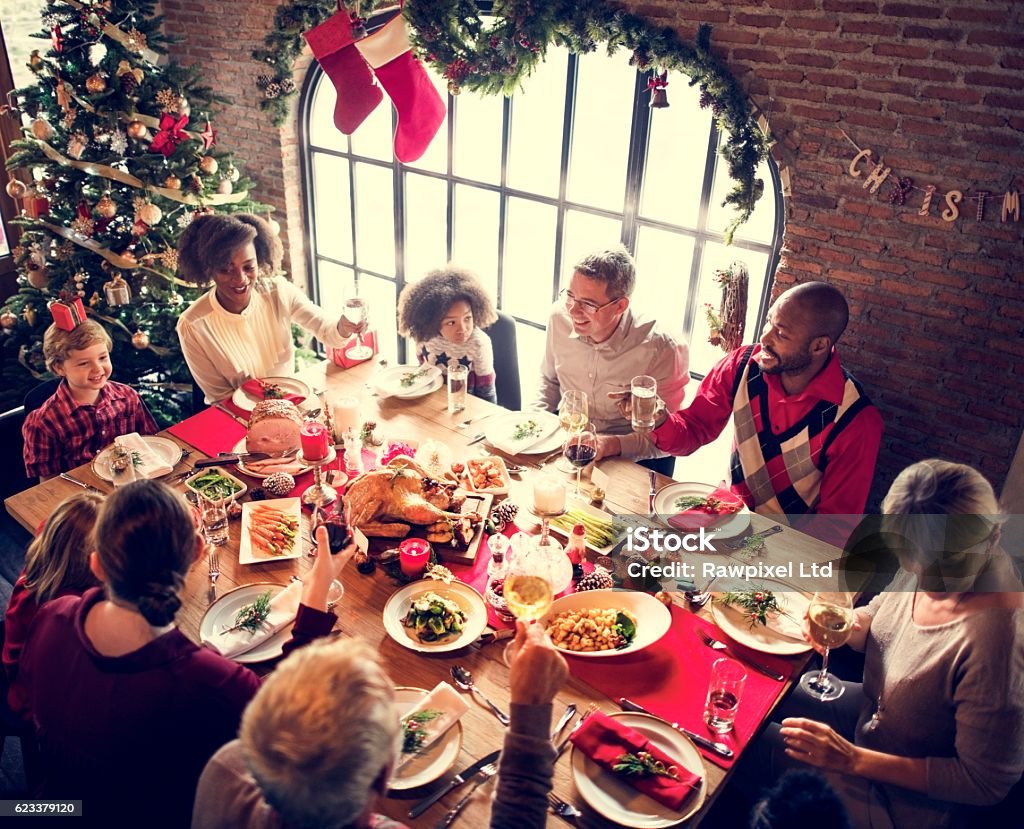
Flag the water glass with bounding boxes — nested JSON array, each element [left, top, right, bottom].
[[447, 365, 469, 413], [703, 658, 746, 734], [200, 496, 229, 547], [630, 375, 658, 432]]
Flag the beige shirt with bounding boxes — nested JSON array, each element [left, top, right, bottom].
[[534, 305, 689, 460], [177, 277, 350, 403]]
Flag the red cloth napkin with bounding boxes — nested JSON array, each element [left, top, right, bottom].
[[566, 606, 798, 769], [570, 710, 702, 812], [667, 486, 744, 531], [167, 407, 247, 458], [327, 330, 379, 369], [240, 379, 306, 406]]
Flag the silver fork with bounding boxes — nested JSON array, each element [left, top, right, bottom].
[[208, 550, 220, 587], [555, 702, 599, 757], [547, 792, 582, 823], [433, 763, 498, 828]]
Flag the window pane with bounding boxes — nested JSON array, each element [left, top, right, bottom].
[[566, 52, 635, 211], [639, 81, 709, 229], [311, 154, 353, 264], [353, 162, 395, 276], [452, 185, 500, 301], [695, 241, 770, 373], [507, 50, 568, 198], [404, 174, 448, 280], [349, 86, 396, 161], [632, 226, 695, 342], [707, 139, 777, 244], [315, 260, 355, 318], [453, 90, 503, 184], [356, 273, 399, 364], [503, 198, 556, 324], [308, 76, 349, 153], [515, 322, 547, 409], [560, 210, 623, 290], [403, 69, 449, 174]]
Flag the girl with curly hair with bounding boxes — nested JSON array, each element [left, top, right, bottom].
[[175, 213, 363, 403], [397, 266, 498, 403]]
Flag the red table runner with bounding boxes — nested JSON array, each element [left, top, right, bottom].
[[167, 407, 246, 457]]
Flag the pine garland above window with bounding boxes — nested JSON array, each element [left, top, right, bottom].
[[254, 0, 773, 240]]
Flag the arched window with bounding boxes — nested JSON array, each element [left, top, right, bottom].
[[301, 37, 782, 400]]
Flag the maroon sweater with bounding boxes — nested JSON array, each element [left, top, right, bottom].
[[20, 587, 335, 829]]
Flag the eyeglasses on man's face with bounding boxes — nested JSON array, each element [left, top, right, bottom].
[[559, 288, 622, 316]]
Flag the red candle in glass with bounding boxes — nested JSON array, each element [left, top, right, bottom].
[[398, 538, 431, 578], [299, 421, 330, 461]]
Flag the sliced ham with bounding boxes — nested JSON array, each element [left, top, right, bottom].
[[247, 400, 302, 456]]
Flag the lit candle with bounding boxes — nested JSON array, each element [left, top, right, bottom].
[[398, 538, 431, 578], [333, 396, 361, 432], [299, 421, 330, 461], [533, 475, 566, 515]]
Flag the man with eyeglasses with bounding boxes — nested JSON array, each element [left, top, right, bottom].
[[535, 246, 689, 473]]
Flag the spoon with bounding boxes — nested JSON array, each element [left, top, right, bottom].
[[450, 665, 510, 726]]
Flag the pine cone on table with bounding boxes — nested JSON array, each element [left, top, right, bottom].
[[576, 565, 613, 592]]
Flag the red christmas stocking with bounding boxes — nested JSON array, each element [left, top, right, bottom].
[[355, 16, 445, 163], [303, 12, 383, 135]]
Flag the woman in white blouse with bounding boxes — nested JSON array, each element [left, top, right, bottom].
[[175, 213, 360, 403]]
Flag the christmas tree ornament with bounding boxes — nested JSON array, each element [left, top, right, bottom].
[[5, 178, 27, 199], [354, 16, 445, 163], [125, 27, 148, 54], [29, 50, 44, 70], [131, 219, 149, 237], [167, 291, 183, 306], [71, 215, 96, 237], [163, 173, 182, 189], [131, 330, 150, 349], [303, 11, 383, 135], [67, 132, 89, 160], [109, 131, 127, 154], [51, 25, 63, 53], [150, 112, 189, 157], [178, 97, 191, 117], [88, 291, 102, 308], [188, 175, 203, 194], [216, 179, 233, 195], [95, 193, 117, 218], [268, 217, 281, 235], [648, 71, 669, 108], [103, 274, 132, 306], [0, 310, 17, 330], [199, 120, 217, 151], [23, 304, 38, 326], [198, 156, 219, 175], [137, 202, 163, 226], [120, 250, 138, 267], [116, 60, 143, 94], [126, 120, 150, 141], [85, 73, 107, 94], [225, 165, 240, 183], [31, 117, 55, 141]]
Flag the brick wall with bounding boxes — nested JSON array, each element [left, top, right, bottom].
[[157, 0, 1024, 506]]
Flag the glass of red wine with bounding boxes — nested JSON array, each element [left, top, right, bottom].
[[563, 426, 598, 500]]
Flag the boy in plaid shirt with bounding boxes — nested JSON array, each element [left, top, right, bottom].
[[22, 319, 157, 480]]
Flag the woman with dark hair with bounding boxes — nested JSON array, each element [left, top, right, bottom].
[[397, 265, 498, 403], [19, 480, 347, 828], [175, 213, 362, 403]]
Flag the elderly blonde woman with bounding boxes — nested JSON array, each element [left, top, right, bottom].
[[770, 460, 1024, 829], [175, 213, 362, 403]]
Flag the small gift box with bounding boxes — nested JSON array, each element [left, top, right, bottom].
[[328, 330, 378, 369], [24, 196, 50, 219], [49, 296, 86, 331]]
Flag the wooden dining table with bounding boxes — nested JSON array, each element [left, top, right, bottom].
[[4, 358, 842, 828]]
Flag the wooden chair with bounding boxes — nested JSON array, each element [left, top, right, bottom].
[[21, 378, 61, 416]]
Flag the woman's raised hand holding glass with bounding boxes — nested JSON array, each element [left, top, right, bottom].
[[799, 591, 855, 702], [343, 297, 372, 360]]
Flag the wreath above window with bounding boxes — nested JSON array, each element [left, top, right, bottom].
[[254, 0, 773, 240]]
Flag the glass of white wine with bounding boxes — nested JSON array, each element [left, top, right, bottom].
[[799, 591, 855, 702], [501, 546, 555, 667], [343, 297, 372, 361], [555, 390, 588, 472]]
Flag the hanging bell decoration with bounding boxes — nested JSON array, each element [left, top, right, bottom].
[[648, 71, 669, 109], [103, 274, 132, 307]]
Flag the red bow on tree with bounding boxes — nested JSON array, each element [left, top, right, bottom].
[[149, 112, 189, 157], [51, 25, 64, 53]]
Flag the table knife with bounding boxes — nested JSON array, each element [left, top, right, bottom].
[[648, 470, 657, 517], [699, 631, 785, 682], [551, 703, 577, 742], [617, 698, 734, 759], [213, 402, 248, 426], [58, 473, 103, 493], [408, 749, 501, 819], [466, 432, 488, 446]]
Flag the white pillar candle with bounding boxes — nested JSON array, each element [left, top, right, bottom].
[[533, 475, 566, 515], [333, 396, 361, 431]]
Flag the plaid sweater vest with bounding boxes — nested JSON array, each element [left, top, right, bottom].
[[728, 346, 872, 518]]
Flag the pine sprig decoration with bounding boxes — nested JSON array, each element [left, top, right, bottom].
[[718, 587, 781, 628], [613, 751, 681, 781], [226, 590, 274, 635]]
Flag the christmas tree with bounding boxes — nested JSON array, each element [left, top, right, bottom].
[[1, 0, 268, 423]]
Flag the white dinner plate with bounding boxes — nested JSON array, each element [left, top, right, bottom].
[[653, 482, 751, 540], [570, 711, 706, 827], [710, 579, 812, 656], [92, 435, 182, 481], [231, 376, 313, 413], [231, 438, 306, 479], [382, 581, 488, 654], [238, 498, 305, 564], [389, 686, 464, 790], [199, 582, 295, 664], [482, 411, 563, 455], [540, 589, 672, 658], [375, 365, 444, 399]]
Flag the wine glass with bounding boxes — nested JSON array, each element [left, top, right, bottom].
[[563, 426, 598, 500], [555, 390, 588, 472], [799, 591, 855, 701], [343, 297, 372, 361], [501, 543, 555, 667]]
